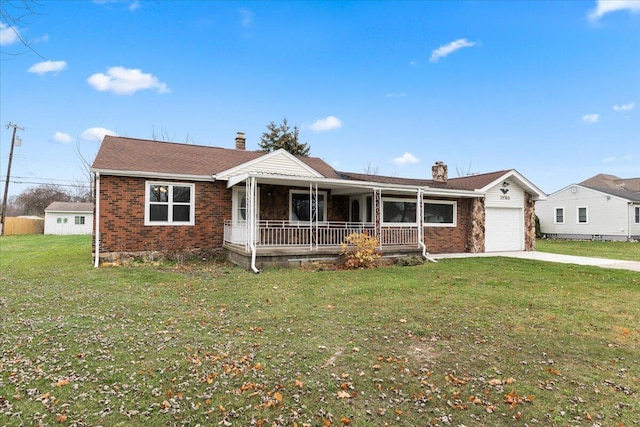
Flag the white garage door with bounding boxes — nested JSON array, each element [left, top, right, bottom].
[[485, 208, 524, 252]]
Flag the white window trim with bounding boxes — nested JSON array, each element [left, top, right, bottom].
[[423, 199, 457, 227], [635, 206, 640, 224], [382, 197, 418, 227], [554, 207, 565, 224], [145, 181, 195, 226], [289, 189, 327, 223], [577, 206, 588, 224]]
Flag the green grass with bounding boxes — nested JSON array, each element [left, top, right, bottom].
[[537, 239, 640, 262], [1, 235, 639, 426]]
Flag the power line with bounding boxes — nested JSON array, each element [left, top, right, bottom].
[[0, 179, 90, 188]]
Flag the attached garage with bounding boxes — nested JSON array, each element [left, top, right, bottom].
[[483, 177, 527, 252], [485, 207, 524, 251]]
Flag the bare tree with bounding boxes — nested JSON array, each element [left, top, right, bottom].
[[75, 139, 95, 201], [363, 162, 379, 175], [151, 126, 194, 144], [1, 0, 47, 59], [13, 184, 71, 216], [455, 162, 475, 177]]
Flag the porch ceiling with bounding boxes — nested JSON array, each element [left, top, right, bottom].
[[226, 172, 482, 198]]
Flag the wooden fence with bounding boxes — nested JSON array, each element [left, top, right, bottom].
[[2, 217, 44, 235]]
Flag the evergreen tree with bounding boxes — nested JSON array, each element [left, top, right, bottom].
[[258, 118, 310, 156]]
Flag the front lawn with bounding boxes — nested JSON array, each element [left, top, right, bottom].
[[537, 239, 640, 262], [1, 235, 638, 426]]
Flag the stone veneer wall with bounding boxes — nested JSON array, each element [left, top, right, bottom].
[[524, 192, 536, 251], [467, 198, 485, 253], [95, 176, 228, 257]]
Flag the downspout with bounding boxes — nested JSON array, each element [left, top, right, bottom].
[[93, 172, 100, 268], [628, 202, 632, 241], [417, 188, 437, 263], [248, 176, 260, 273]]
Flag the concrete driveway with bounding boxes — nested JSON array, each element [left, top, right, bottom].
[[430, 251, 640, 273]]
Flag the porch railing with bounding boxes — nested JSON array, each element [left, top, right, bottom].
[[224, 220, 420, 249]]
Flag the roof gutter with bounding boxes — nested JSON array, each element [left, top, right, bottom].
[[226, 172, 483, 198], [90, 168, 216, 182]]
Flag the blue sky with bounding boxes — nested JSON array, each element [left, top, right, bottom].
[[1, 0, 639, 199]]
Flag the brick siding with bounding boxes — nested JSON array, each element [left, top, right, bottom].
[[423, 198, 474, 253], [96, 176, 229, 255]]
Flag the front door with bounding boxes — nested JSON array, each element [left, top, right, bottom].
[[231, 187, 258, 244]]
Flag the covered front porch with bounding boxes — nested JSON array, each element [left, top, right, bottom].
[[219, 170, 480, 271]]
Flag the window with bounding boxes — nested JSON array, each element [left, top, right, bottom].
[[145, 182, 195, 225], [424, 200, 456, 226], [555, 208, 564, 224], [382, 199, 417, 224], [56, 217, 62, 224], [635, 206, 640, 224], [74, 216, 85, 225], [577, 207, 588, 224], [290, 190, 326, 222]]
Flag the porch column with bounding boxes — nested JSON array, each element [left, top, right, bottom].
[[309, 183, 319, 250], [373, 189, 382, 247], [417, 189, 428, 257], [246, 177, 258, 251]]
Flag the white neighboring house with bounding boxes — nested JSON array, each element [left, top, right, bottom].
[[44, 202, 94, 235], [536, 174, 640, 241]]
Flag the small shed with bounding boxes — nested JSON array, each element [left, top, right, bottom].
[[44, 202, 94, 235]]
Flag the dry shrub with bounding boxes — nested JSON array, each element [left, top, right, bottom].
[[340, 232, 381, 269]]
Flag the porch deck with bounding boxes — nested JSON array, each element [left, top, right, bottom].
[[223, 220, 425, 269], [223, 242, 425, 270]]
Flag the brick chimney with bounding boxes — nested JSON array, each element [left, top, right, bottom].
[[235, 132, 246, 150], [432, 161, 448, 183]]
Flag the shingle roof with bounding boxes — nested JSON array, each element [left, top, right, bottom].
[[337, 170, 511, 192], [579, 174, 640, 202], [92, 136, 527, 193], [92, 136, 341, 179], [45, 202, 94, 212]]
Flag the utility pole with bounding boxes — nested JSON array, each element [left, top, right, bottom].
[[1, 123, 24, 236]]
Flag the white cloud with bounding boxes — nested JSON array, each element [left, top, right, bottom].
[[588, 0, 640, 21], [582, 113, 599, 124], [87, 66, 169, 95], [385, 92, 406, 98], [27, 60, 67, 75], [93, 0, 140, 11], [603, 153, 632, 162], [613, 102, 635, 111], [81, 127, 118, 142], [0, 22, 20, 46], [430, 38, 478, 63], [391, 152, 419, 166], [53, 131, 73, 143], [239, 8, 254, 27], [309, 116, 343, 132]]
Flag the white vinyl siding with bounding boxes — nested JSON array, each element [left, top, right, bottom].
[[536, 185, 635, 239], [484, 178, 526, 251]]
